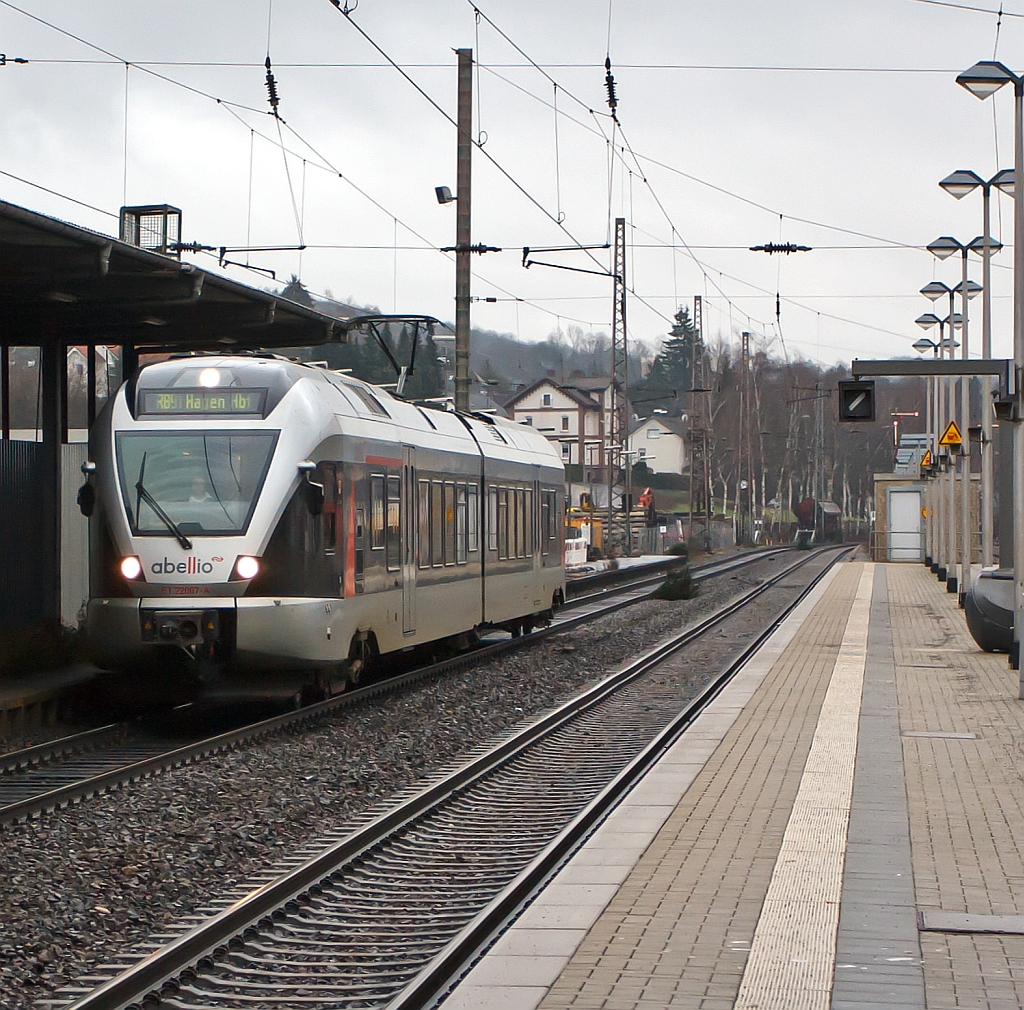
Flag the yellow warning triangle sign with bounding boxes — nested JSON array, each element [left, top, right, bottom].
[[939, 420, 963, 446], [922, 449, 932, 467]]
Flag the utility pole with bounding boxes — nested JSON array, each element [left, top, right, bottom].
[[739, 331, 752, 545], [814, 381, 825, 541], [454, 48, 473, 413], [608, 217, 628, 553], [689, 295, 710, 542]]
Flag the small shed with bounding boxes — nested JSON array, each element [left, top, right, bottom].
[[872, 473, 927, 561]]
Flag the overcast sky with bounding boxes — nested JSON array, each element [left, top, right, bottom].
[[1, 0, 1021, 366]]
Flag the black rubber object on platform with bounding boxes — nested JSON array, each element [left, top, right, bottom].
[[964, 569, 1013, 654]]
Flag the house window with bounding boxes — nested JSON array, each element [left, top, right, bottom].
[[542, 393, 551, 406], [524, 416, 533, 426], [638, 448, 647, 458], [647, 428, 660, 438], [561, 443, 571, 457], [561, 416, 569, 431]]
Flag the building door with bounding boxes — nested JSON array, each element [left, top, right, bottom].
[[888, 489, 922, 561], [402, 445, 416, 634]]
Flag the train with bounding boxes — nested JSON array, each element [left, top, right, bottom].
[[79, 353, 566, 703]]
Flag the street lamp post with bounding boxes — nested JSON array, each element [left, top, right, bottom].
[[939, 171, 1011, 569], [917, 307, 963, 585], [925, 241, 981, 601], [913, 336, 941, 565], [956, 59, 1024, 676]]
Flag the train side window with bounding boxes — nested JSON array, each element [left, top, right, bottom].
[[386, 475, 401, 571], [498, 488, 509, 560], [518, 489, 527, 557], [540, 492, 551, 556], [456, 484, 468, 564], [418, 480, 431, 569], [355, 508, 365, 576], [443, 482, 456, 565], [487, 487, 498, 552], [370, 475, 385, 550], [431, 481, 443, 567], [509, 488, 517, 558], [525, 487, 533, 555], [467, 485, 479, 552]]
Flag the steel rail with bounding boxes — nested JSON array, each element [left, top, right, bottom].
[[0, 722, 120, 774], [59, 545, 849, 1010], [391, 546, 851, 1010], [0, 547, 795, 828], [564, 544, 793, 609]]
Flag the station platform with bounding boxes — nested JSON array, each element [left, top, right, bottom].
[[443, 560, 1024, 1009]]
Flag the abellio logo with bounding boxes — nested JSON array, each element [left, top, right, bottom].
[[152, 556, 223, 576]]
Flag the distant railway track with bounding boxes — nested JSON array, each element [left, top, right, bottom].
[[50, 544, 849, 1010], [0, 545, 794, 828]]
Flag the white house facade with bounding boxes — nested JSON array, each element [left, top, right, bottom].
[[503, 376, 616, 480], [630, 416, 689, 474]]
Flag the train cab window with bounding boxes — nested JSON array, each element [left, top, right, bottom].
[[370, 475, 385, 550], [386, 476, 401, 571], [467, 485, 479, 553], [487, 487, 498, 552], [355, 509, 365, 576], [443, 482, 456, 565], [456, 484, 468, 564], [418, 480, 431, 569], [431, 481, 443, 566]]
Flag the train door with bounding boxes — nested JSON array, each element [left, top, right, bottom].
[[402, 445, 416, 633]]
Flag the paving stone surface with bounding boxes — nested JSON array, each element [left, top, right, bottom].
[[536, 563, 864, 1008], [889, 565, 1024, 1009]]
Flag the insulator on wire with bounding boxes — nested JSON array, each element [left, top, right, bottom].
[[265, 56, 280, 116], [604, 56, 617, 113]]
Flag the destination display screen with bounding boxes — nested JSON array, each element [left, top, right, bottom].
[[139, 388, 267, 417]]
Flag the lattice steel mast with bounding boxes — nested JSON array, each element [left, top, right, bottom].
[[607, 217, 629, 551]]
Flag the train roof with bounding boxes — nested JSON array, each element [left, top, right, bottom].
[[134, 354, 563, 470]]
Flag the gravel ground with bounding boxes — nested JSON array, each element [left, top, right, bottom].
[[0, 551, 827, 1008]]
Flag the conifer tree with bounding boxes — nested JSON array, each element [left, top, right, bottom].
[[646, 306, 701, 398]]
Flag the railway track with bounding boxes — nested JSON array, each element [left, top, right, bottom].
[[0, 547, 791, 828], [51, 544, 848, 1010]]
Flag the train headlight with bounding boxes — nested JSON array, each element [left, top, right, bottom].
[[120, 556, 142, 580], [233, 555, 260, 580]]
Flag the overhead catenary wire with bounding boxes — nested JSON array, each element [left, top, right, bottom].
[[4, 0, 944, 257], [327, 1, 607, 273], [2, 0, 974, 350], [0, 3, 612, 333], [0, 0, 269, 114]]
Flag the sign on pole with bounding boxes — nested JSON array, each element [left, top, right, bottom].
[[939, 420, 963, 447]]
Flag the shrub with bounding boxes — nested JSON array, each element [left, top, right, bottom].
[[652, 566, 699, 600], [665, 541, 689, 558]]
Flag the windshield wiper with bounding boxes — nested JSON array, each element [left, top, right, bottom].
[[135, 453, 193, 550]]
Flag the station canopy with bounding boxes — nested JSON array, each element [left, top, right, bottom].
[[0, 200, 347, 352]]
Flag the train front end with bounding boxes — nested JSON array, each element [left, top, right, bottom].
[[85, 355, 325, 702]]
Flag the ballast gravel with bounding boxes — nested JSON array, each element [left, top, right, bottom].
[[0, 554, 804, 1008]]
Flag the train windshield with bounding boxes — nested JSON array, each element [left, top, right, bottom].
[[115, 431, 279, 537]]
